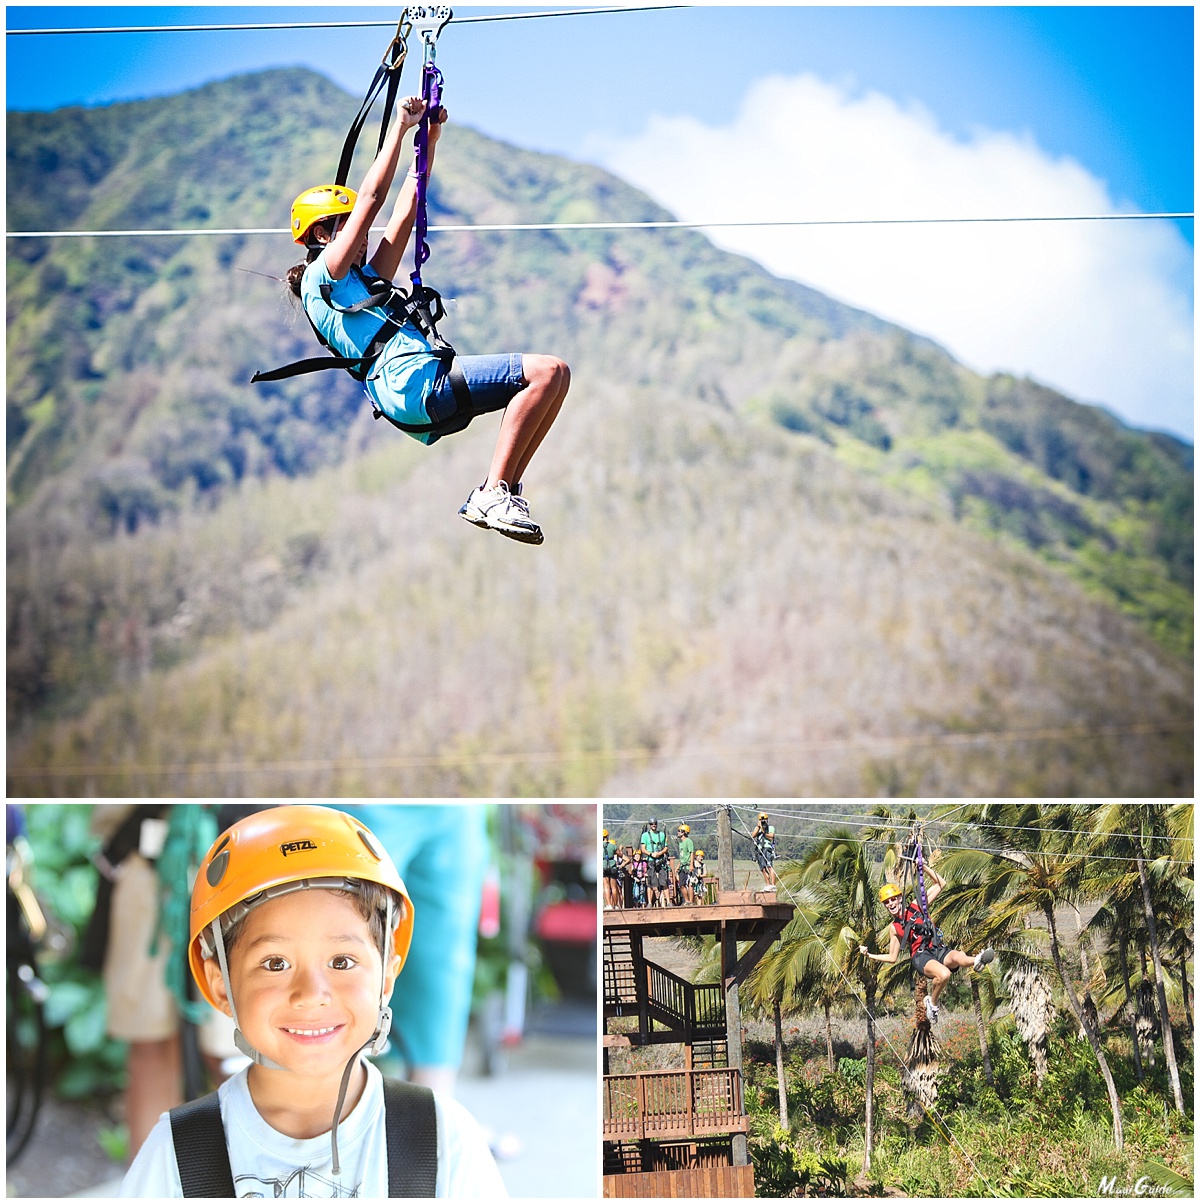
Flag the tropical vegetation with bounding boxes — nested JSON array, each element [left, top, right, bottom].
[[728, 803, 1192, 1195]]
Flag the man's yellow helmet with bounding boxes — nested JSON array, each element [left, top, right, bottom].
[[879, 883, 903, 903], [290, 185, 357, 244]]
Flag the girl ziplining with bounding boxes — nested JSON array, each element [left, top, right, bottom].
[[860, 873, 994, 1023], [283, 95, 570, 545]]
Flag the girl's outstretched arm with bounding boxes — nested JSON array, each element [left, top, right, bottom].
[[369, 107, 446, 282], [323, 96, 426, 281]]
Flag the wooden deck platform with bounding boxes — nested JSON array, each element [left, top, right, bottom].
[[604, 893, 793, 940]]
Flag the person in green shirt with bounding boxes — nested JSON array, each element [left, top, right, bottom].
[[640, 818, 669, 906], [675, 824, 696, 905]]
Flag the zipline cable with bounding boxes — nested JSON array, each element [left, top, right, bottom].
[[753, 804, 1188, 847], [6, 720, 1190, 780], [5, 6, 689, 36], [6, 212, 1193, 240]]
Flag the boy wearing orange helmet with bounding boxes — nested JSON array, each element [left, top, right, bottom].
[[119, 806, 504, 1197], [860, 874, 993, 1023]]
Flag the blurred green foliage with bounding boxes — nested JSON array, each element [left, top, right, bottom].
[[21, 805, 128, 1099]]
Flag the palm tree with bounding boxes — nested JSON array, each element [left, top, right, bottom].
[[744, 889, 849, 1129], [937, 803, 1125, 1151], [791, 831, 888, 1173], [1087, 803, 1190, 1114]]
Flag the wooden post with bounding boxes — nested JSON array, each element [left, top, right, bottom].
[[722, 918, 749, 1166]]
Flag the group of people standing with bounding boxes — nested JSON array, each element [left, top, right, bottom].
[[601, 819, 708, 909]]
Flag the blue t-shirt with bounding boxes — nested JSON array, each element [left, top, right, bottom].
[[301, 252, 442, 437]]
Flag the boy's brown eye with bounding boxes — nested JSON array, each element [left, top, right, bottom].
[[330, 954, 357, 970], [264, 956, 289, 972]]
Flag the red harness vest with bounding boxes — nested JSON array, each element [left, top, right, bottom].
[[892, 900, 929, 954]]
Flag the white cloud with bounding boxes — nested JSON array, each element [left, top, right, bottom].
[[585, 74, 1194, 439]]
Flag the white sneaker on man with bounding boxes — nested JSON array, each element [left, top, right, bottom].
[[924, 995, 938, 1023], [459, 482, 543, 544]]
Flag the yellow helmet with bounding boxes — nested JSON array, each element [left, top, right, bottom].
[[290, 184, 357, 244], [678, 824, 690, 834], [879, 883, 903, 903], [602, 829, 609, 838]]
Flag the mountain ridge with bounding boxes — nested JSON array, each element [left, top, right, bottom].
[[6, 67, 1191, 794]]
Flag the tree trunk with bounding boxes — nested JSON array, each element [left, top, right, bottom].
[[1180, 958, 1193, 1034], [774, 999, 789, 1129], [1119, 930, 1144, 1082], [1074, 904, 1090, 987], [824, 998, 835, 1073], [970, 976, 994, 1086], [1136, 851, 1185, 1114], [1045, 905, 1124, 1152], [863, 980, 876, 1174]]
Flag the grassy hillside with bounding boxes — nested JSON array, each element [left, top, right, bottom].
[[6, 69, 1192, 796]]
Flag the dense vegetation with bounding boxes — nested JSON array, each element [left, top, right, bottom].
[[6, 69, 1193, 795], [731, 803, 1194, 1196]]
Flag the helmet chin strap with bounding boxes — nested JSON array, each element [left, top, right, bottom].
[[329, 891, 395, 1176], [210, 917, 287, 1071]]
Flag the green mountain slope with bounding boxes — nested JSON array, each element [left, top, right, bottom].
[[6, 68, 1192, 796]]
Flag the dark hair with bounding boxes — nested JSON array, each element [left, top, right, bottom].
[[286, 241, 324, 298], [223, 879, 398, 956]]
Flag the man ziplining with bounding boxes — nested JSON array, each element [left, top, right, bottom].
[[860, 870, 994, 1023]]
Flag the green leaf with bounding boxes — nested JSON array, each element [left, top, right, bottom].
[[44, 978, 94, 1027], [64, 994, 110, 1053]]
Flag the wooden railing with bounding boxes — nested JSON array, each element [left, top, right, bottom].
[[603, 1069, 748, 1140], [645, 961, 726, 1036]]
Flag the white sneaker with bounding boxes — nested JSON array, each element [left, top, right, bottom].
[[973, 947, 995, 971], [459, 482, 543, 544], [924, 996, 938, 1023]]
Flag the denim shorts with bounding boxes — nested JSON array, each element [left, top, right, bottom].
[[424, 353, 525, 435]]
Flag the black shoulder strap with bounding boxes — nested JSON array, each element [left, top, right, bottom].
[[383, 1078, 438, 1197], [169, 1092, 235, 1199]]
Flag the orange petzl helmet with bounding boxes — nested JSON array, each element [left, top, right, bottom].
[[290, 184, 357, 244], [879, 882, 903, 903], [188, 805, 414, 1012]]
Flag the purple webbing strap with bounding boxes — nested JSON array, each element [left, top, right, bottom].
[[410, 60, 443, 290], [915, 837, 931, 924]]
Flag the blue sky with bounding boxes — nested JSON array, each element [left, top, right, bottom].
[[6, 5, 1195, 437]]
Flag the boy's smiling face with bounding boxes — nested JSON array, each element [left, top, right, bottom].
[[204, 887, 399, 1081]]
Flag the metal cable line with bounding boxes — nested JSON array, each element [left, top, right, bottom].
[[6, 6, 688, 36], [7, 212, 1193, 240], [6, 719, 1190, 779], [746, 804, 1188, 847], [727, 812, 1193, 866]]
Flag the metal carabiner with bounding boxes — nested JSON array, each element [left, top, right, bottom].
[[381, 17, 409, 72]]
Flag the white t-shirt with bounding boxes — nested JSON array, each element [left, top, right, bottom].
[[120, 1061, 506, 1198]]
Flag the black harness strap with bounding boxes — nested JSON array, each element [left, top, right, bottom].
[[335, 24, 410, 189], [169, 1078, 438, 1198], [382, 1079, 438, 1197], [169, 1092, 235, 1199]]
